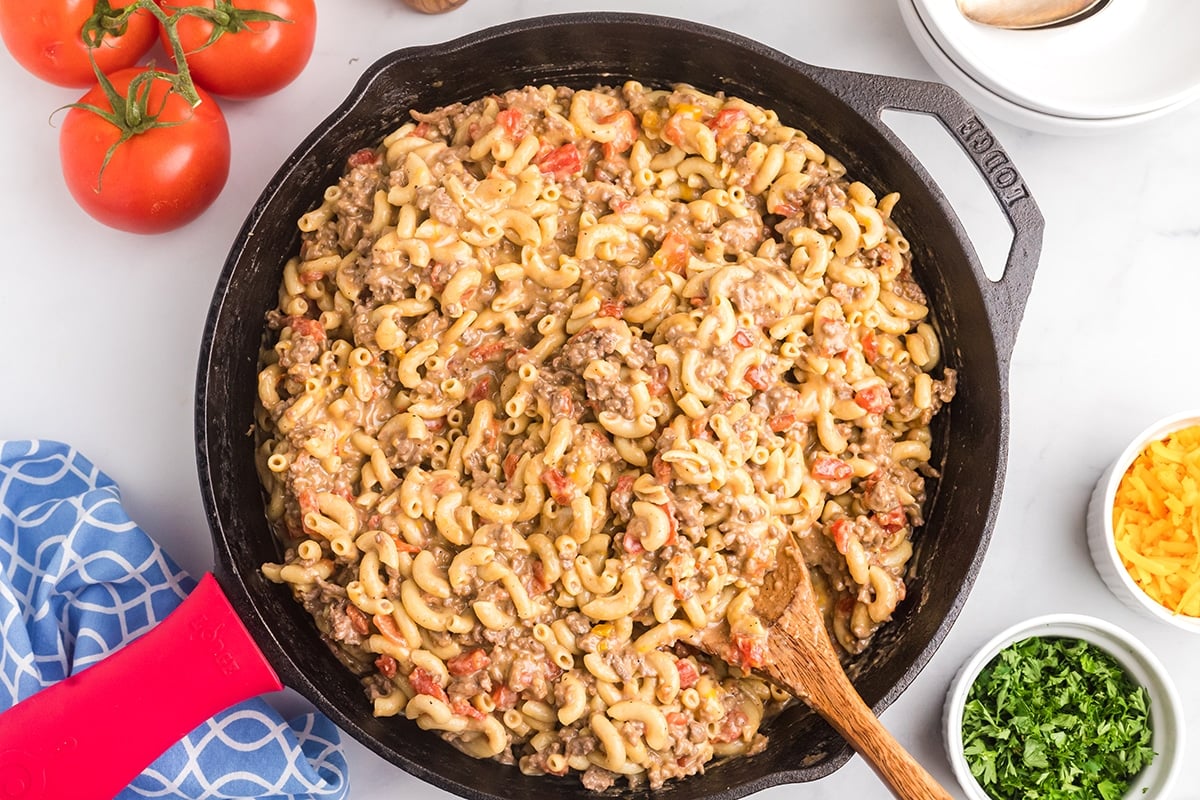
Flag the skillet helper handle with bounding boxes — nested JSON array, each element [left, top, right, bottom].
[[827, 69, 1044, 364], [0, 573, 282, 800]]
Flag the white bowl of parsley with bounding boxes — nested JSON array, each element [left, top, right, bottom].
[[943, 614, 1184, 800]]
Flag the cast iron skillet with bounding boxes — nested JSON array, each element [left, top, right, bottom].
[[0, 13, 1042, 800]]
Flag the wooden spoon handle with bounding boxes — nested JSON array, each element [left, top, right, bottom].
[[765, 628, 953, 800]]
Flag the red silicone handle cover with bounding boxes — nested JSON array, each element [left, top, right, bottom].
[[0, 573, 283, 800]]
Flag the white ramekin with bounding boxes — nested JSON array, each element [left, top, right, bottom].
[[943, 614, 1184, 800], [1086, 409, 1200, 633]]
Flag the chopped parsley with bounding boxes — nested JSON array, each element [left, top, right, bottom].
[[961, 636, 1155, 800]]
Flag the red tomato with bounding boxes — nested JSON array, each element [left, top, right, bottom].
[[827, 518, 853, 554], [535, 143, 582, 180], [0, 0, 157, 87], [731, 633, 767, 670], [854, 384, 893, 414], [157, 0, 316, 99], [446, 649, 490, 676], [59, 68, 230, 234], [654, 229, 691, 274], [810, 454, 852, 483], [676, 659, 700, 689]]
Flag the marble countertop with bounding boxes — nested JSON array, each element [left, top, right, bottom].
[[2, 0, 1198, 797]]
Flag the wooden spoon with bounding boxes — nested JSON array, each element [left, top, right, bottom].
[[699, 542, 953, 800]]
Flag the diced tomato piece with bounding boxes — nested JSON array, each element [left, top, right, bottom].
[[828, 518, 853, 555], [854, 384, 892, 414], [860, 330, 879, 364], [373, 613, 404, 647], [655, 230, 691, 274], [409, 667, 447, 702], [662, 113, 688, 148], [541, 468, 574, 504], [496, 108, 526, 138], [536, 143, 582, 180], [447, 648, 491, 676], [469, 340, 506, 362], [744, 364, 772, 391], [732, 329, 754, 348], [425, 417, 446, 433], [389, 534, 421, 555], [468, 374, 493, 403], [345, 604, 369, 637], [412, 122, 431, 138], [666, 711, 689, 729], [652, 454, 673, 486], [731, 634, 767, 671], [769, 412, 796, 433], [676, 659, 700, 689], [706, 108, 748, 145], [622, 530, 645, 555], [297, 488, 318, 515], [664, 504, 679, 546], [707, 107, 747, 132], [772, 201, 801, 217], [491, 685, 518, 711], [347, 147, 378, 167], [503, 451, 521, 481], [375, 654, 398, 679], [299, 270, 324, 284], [810, 455, 852, 483], [874, 506, 907, 534], [599, 298, 625, 318], [600, 110, 639, 159], [530, 559, 550, 595], [450, 697, 486, 720], [287, 316, 325, 341]]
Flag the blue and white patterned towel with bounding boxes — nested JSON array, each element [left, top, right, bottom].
[[0, 440, 349, 799]]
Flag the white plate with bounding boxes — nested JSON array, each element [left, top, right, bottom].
[[912, 0, 1200, 119], [898, 0, 1196, 135]]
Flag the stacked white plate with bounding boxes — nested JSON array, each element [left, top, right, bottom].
[[898, 0, 1200, 134]]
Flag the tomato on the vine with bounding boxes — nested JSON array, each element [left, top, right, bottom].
[[0, 0, 157, 87], [59, 67, 230, 234], [156, 0, 315, 99]]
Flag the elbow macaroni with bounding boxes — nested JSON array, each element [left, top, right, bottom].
[[256, 82, 956, 791]]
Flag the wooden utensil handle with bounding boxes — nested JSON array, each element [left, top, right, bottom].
[[766, 629, 953, 800]]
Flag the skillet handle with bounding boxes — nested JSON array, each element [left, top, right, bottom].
[[825, 69, 1044, 364], [0, 573, 282, 800]]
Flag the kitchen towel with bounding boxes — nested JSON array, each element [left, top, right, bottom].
[[0, 439, 349, 799]]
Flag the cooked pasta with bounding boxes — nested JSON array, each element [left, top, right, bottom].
[[254, 82, 956, 790]]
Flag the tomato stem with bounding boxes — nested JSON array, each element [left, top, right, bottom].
[[63, 0, 290, 192], [160, 0, 290, 52], [81, 0, 202, 107], [60, 58, 184, 192], [79, 0, 140, 47]]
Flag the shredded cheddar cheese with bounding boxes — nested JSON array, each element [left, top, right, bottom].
[[1112, 423, 1200, 616]]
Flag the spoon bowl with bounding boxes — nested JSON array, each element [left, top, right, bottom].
[[699, 543, 954, 800], [956, 0, 1109, 28]]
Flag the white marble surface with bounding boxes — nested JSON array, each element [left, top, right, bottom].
[[2, 0, 1199, 797]]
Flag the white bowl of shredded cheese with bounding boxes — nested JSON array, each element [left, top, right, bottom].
[[1088, 410, 1200, 632]]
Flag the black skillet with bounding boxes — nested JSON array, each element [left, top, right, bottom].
[[0, 13, 1041, 800]]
